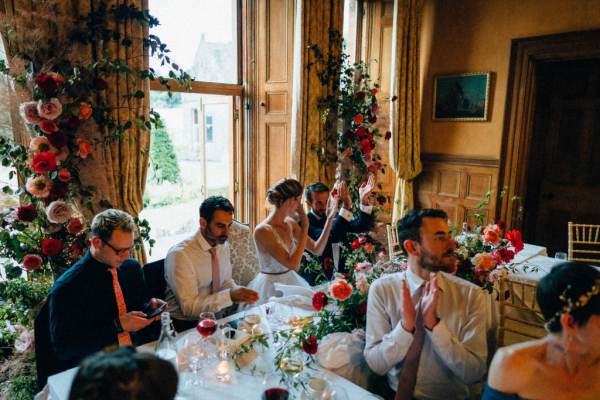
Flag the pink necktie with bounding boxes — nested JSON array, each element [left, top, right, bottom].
[[208, 247, 221, 293], [396, 289, 425, 400], [108, 268, 133, 346]]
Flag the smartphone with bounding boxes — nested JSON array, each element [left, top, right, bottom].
[[144, 302, 167, 319]]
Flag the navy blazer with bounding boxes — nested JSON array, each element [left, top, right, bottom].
[[302, 209, 373, 284], [48, 251, 150, 370]]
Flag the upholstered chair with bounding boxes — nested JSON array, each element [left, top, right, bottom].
[[229, 220, 260, 286]]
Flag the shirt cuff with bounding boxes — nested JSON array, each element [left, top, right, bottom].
[[339, 208, 354, 221], [216, 288, 233, 310], [386, 319, 415, 345], [360, 204, 374, 214]]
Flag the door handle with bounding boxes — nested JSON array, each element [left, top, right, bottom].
[[259, 101, 266, 107]]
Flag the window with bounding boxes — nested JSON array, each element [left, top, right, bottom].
[[0, 38, 18, 210], [143, 1, 244, 260]]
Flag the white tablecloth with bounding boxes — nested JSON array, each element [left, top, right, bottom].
[[45, 303, 378, 400]]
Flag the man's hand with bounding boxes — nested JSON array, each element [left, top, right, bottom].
[[338, 181, 352, 208], [359, 174, 376, 206], [120, 311, 155, 332], [326, 195, 339, 220], [400, 279, 417, 333], [231, 287, 259, 304], [421, 273, 440, 330]]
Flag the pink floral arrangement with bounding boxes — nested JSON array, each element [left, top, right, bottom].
[[454, 221, 524, 292]]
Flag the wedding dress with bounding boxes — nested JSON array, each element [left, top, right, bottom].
[[245, 225, 311, 306]]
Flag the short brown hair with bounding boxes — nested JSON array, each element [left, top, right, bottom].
[[91, 209, 135, 242]]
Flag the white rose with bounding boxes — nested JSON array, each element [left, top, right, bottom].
[[46, 201, 72, 224], [37, 98, 63, 120]]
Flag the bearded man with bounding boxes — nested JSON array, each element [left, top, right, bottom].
[[364, 209, 487, 400], [164, 196, 258, 330]]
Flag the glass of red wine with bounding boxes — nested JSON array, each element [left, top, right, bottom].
[[261, 388, 289, 400], [197, 311, 217, 359]]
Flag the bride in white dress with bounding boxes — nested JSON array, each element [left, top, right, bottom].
[[247, 178, 337, 306]]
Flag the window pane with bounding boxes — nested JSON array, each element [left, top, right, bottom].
[[149, 0, 238, 84], [343, 0, 358, 65], [142, 91, 233, 260], [0, 38, 18, 210]]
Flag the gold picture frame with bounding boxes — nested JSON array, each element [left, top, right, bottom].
[[432, 72, 492, 121]]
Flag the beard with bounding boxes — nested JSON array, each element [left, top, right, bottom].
[[419, 247, 455, 273], [204, 226, 228, 245]]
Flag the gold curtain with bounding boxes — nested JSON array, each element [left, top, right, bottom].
[[290, 0, 343, 188], [2, 0, 150, 263], [389, 0, 422, 222]]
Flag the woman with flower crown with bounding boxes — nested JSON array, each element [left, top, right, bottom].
[[483, 262, 600, 399], [244, 178, 338, 307]]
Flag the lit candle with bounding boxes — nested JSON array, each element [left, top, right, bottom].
[[216, 360, 231, 383]]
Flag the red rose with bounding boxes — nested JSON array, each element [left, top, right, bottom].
[[391, 95, 398, 102], [355, 91, 366, 100], [17, 204, 37, 222], [369, 115, 377, 124], [47, 131, 68, 148], [94, 78, 109, 91], [359, 300, 368, 315], [359, 138, 372, 154], [351, 239, 360, 249], [301, 336, 318, 354], [70, 241, 86, 258], [356, 126, 367, 138], [312, 291, 328, 311], [63, 116, 82, 130], [39, 119, 59, 134], [353, 114, 364, 125], [358, 236, 367, 244], [323, 257, 333, 271], [505, 230, 524, 253], [330, 279, 353, 301], [41, 238, 63, 256], [57, 168, 72, 182], [67, 218, 84, 235], [46, 180, 68, 203], [371, 88, 378, 96], [385, 131, 391, 140], [492, 248, 515, 264], [368, 164, 377, 173], [23, 254, 43, 271], [35, 72, 65, 94], [32, 151, 57, 173]]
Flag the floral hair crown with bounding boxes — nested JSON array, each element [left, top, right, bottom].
[[545, 279, 600, 330]]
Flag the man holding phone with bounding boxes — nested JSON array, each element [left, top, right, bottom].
[[48, 209, 166, 374]]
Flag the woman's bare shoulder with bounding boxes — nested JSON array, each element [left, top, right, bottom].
[[488, 339, 546, 391]]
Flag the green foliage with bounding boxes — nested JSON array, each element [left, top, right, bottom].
[[149, 122, 181, 184], [8, 375, 37, 400]]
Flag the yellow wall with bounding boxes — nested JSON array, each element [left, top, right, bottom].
[[421, 0, 600, 158]]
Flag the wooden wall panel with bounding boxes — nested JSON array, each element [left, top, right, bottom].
[[415, 153, 500, 228]]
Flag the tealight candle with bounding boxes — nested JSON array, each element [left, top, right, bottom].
[[216, 359, 231, 383]]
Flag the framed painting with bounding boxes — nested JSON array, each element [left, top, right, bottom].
[[433, 72, 491, 121]]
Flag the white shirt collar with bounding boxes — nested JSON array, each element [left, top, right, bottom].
[[194, 228, 221, 252], [405, 267, 447, 294]]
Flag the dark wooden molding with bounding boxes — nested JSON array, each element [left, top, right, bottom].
[[498, 29, 600, 231], [421, 152, 500, 168]]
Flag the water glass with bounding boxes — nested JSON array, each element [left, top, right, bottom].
[[555, 251, 568, 260]]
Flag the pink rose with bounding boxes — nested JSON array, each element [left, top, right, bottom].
[[354, 261, 372, 273], [37, 98, 62, 120], [355, 274, 370, 295], [19, 101, 42, 125], [483, 224, 502, 245], [25, 175, 52, 198], [472, 252, 497, 272]]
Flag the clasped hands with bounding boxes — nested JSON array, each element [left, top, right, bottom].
[[401, 273, 440, 333], [330, 174, 377, 210]]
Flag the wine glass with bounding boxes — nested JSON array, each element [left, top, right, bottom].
[[332, 243, 341, 274], [261, 387, 289, 400], [279, 351, 305, 396], [197, 311, 217, 358], [244, 313, 261, 333]]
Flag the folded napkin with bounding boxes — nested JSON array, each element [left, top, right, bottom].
[[273, 283, 315, 298], [317, 332, 370, 388], [270, 294, 315, 311]]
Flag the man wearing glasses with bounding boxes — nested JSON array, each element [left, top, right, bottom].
[[48, 209, 166, 373]]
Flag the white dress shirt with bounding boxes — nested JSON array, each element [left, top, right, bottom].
[[164, 229, 237, 320], [364, 269, 487, 400]]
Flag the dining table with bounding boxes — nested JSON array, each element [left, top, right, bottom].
[[42, 302, 380, 400]]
